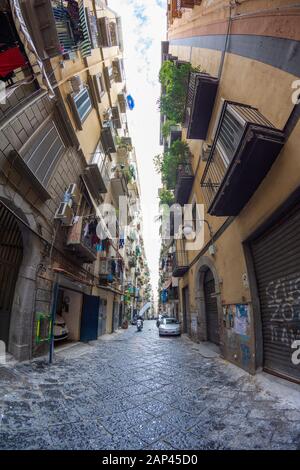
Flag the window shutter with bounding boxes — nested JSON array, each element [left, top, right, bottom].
[[8, 119, 65, 199], [103, 66, 112, 90], [67, 87, 93, 130], [78, 0, 91, 57]]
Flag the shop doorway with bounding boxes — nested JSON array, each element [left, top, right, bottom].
[[0, 204, 23, 350], [54, 287, 83, 347], [98, 298, 107, 337], [204, 269, 220, 345], [182, 286, 189, 334]]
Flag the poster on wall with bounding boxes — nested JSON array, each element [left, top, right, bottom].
[[191, 316, 197, 334], [234, 304, 250, 336]]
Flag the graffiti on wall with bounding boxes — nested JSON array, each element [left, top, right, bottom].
[[266, 274, 300, 346]]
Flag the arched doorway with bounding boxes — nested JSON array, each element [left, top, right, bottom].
[[194, 256, 223, 349], [0, 204, 23, 349], [203, 268, 220, 345]]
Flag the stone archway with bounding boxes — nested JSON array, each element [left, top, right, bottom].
[[194, 256, 224, 353], [0, 194, 42, 361]]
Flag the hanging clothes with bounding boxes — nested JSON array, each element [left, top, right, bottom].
[[0, 46, 27, 78], [83, 222, 89, 237]]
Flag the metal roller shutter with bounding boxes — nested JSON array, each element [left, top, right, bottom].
[[204, 269, 220, 345], [251, 205, 300, 383]]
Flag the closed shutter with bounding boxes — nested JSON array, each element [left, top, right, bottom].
[[251, 205, 300, 383], [9, 119, 65, 199], [204, 269, 219, 345], [78, 0, 91, 57]]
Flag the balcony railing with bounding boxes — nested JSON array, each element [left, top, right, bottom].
[[185, 72, 219, 140], [99, 257, 124, 284], [101, 122, 117, 154], [174, 159, 194, 205], [83, 148, 111, 199], [112, 106, 122, 129], [200, 101, 285, 216], [172, 248, 189, 277], [110, 170, 128, 203], [66, 215, 97, 263], [24, 0, 94, 58], [112, 58, 124, 82]]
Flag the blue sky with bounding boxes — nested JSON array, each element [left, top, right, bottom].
[[109, 0, 167, 299]]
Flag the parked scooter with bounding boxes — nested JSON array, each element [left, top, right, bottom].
[[136, 318, 143, 332]]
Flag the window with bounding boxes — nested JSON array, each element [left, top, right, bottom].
[[67, 87, 93, 130], [103, 66, 114, 90], [94, 73, 105, 101]]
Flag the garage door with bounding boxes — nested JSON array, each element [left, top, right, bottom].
[[204, 269, 219, 345], [251, 205, 300, 383]]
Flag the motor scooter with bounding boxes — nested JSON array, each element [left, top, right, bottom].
[[136, 318, 143, 332]]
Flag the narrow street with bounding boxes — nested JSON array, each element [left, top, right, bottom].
[[0, 321, 299, 451]]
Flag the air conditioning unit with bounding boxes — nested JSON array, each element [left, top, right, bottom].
[[54, 203, 74, 226], [202, 142, 212, 161], [70, 75, 83, 93], [66, 183, 80, 205]]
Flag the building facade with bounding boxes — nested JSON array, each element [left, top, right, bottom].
[[159, 0, 300, 383], [0, 0, 151, 361]]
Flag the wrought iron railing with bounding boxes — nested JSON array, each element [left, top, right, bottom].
[[200, 101, 277, 210]]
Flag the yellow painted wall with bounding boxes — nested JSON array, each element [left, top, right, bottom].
[[168, 5, 300, 373]]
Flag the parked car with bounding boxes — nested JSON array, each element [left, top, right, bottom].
[[158, 317, 181, 337], [53, 315, 69, 341]]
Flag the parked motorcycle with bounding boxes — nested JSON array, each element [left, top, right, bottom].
[[136, 318, 143, 332]]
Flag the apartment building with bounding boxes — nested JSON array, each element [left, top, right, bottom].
[[159, 0, 300, 383], [0, 0, 150, 361]]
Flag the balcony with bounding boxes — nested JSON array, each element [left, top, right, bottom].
[[110, 169, 128, 204], [172, 244, 189, 277], [22, 0, 95, 59], [185, 72, 219, 140], [112, 106, 122, 129], [200, 101, 285, 216], [174, 160, 194, 205], [101, 122, 117, 154], [66, 216, 97, 263], [118, 93, 127, 113], [166, 125, 182, 149], [83, 150, 111, 199], [99, 257, 123, 284], [112, 58, 124, 82]]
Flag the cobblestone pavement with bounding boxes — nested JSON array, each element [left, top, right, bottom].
[[0, 321, 299, 450]]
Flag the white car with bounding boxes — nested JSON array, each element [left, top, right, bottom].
[[158, 317, 181, 337], [53, 315, 69, 341]]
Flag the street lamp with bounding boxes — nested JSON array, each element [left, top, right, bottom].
[[182, 219, 216, 254]]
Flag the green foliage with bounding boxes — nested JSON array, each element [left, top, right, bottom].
[[158, 188, 175, 206], [154, 140, 191, 190], [161, 120, 177, 139], [158, 60, 200, 124]]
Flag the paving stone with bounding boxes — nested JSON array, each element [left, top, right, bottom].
[[0, 321, 298, 450]]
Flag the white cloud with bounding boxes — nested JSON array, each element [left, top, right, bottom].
[[108, 0, 166, 300]]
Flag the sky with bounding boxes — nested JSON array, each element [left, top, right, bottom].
[[109, 0, 167, 299]]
